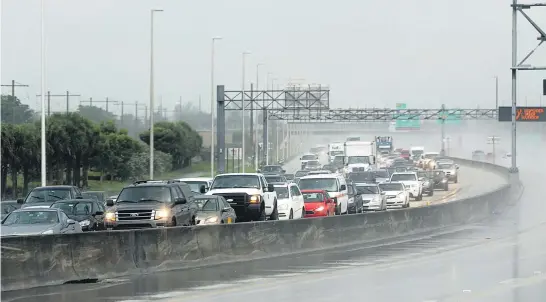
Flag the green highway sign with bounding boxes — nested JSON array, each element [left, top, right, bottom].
[[395, 103, 420, 129], [437, 111, 462, 124]]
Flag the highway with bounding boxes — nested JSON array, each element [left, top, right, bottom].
[[2, 135, 514, 302]]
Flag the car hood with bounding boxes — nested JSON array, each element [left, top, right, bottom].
[[66, 214, 93, 222], [1, 224, 57, 236], [384, 190, 404, 196], [440, 168, 456, 173], [108, 202, 166, 211], [20, 202, 55, 209], [360, 194, 380, 199], [304, 202, 326, 210], [195, 211, 220, 220], [207, 188, 262, 195], [348, 163, 370, 169], [393, 180, 418, 185]]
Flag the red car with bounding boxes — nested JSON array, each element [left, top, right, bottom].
[[302, 189, 335, 217], [400, 149, 410, 159]]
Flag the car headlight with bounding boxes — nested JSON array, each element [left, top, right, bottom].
[[41, 229, 54, 235], [441, 179, 447, 183], [155, 208, 171, 220], [315, 206, 325, 211], [205, 216, 219, 223], [424, 181, 430, 186], [105, 212, 116, 221], [79, 219, 90, 227], [249, 195, 261, 204], [278, 203, 289, 210]]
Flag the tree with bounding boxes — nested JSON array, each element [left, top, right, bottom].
[[77, 105, 117, 124], [1, 95, 34, 124]]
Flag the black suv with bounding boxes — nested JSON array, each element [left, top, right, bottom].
[[104, 180, 199, 229], [18, 185, 83, 208]]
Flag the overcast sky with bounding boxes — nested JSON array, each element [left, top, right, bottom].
[[1, 0, 545, 116]]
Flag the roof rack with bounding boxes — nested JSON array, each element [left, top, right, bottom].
[[132, 179, 183, 185]]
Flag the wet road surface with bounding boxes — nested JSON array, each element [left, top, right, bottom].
[[2, 148, 511, 302]]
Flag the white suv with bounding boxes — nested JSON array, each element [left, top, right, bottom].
[[206, 173, 278, 221], [273, 183, 305, 220], [389, 172, 423, 201]]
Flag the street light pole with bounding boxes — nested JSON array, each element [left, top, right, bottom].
[[255, 63, 263, 170], [149, 8, 163, 180], [40, 0, 47, 186], [210, 37, 222, 178], [241, 51, 251, 173], [494, 76, 499, 109]]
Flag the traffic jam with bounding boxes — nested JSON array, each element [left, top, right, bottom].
[[1, 136, 461, 235]]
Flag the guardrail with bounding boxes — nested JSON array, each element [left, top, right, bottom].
[[1, 158, 519, 291]]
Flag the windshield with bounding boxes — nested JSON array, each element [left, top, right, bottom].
[[82, 192, 104, 201], [438, 163, 454, 169], [2, 210, 59, 225], [310, 147, 321, 153], [302, 155, 316, 160], [379, 183, 404, 191], [51, 202, 94, 215], [298, 178, 338, 192], [433, 171, 446, 177], [417, 171, 429, 178], [330, 151, 343, 156], [263, 166, 283, 172], [356, 185, 379, 194], [302, 192, 324, 202], [306, 161, 320, 166], [390, 174, 417, 181], [24, 188, 71, 204], [347, 137, 360, 141], [274, 187, 289, 199], [424, 153, 438, 159], [295, 171, 309, 177], [333, 156, 344, 165], [117, 186, 172, 203], [183, 181, 208, 193], [348, 172, 374, 183], [347, 156, 369, 165], [411, 149, 424, 156], [401, 150, 410, 155], [265, 175, 286, 183], [211, 175, 260, 189], [373, 170, 389, 178], [194, 198, 219, 211]]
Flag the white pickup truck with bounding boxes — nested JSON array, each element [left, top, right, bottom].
[[206, 173, 278, 221]]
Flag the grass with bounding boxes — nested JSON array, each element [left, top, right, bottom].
[[4, 162, 213, 197]]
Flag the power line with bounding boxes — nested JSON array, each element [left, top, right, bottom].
[[36, 91, 81, 114]]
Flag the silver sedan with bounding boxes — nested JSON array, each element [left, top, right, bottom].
[[1, 208, 82, 236]]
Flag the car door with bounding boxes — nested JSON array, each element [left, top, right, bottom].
[[171, 186, 187, 224], [292, 185, 304, 217], [339, 179, 349, 213], [59, 211, 74, 233], [346, 184, 356, 211], [260, 176, 274, 209]]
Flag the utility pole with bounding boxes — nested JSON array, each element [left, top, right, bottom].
[[487, 136, 501, 164], [199, 95, 202, 113], [79, 98, 119, 114], [37, 91, 80, 114], [1, 80, 29, 122]]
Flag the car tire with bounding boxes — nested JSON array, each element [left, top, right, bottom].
[[428, 189, 434, 197], [289, 209, 293, 219], [172, 217, 178, 227], [454, 177, 458, 184], [301, 207, 305, 218], [259, 206, 267, 221], [444, 184, 449, 191], [416, 193, 422, 201], [269, 201, 279, 220]]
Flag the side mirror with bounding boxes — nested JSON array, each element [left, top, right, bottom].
[[200, 185, 207, 194], [419, 177, 424, 181], [267, 184, 275, 192], [257, 169, 261, 173], [282, 170, 286, 173], [340, 185, 347, 191], [17, 198, 24, 204], [67, 219, 76, 225], [94, 211, 104, 216], [175, 197, 187, 204], [106, 199, 114, 206]]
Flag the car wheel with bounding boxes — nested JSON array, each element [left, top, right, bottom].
[[289, 209, 293, 219], [259, 206, 267, 221], [428, 189, 434, 196], [454, 177, 458, 184], [191, 216, 196, 225], [301, 207, 305, 218], [269, 201, 279, 220], [172, 217, 178, 226], [444, 184, 449, 191]]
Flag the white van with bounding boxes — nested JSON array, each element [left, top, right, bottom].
[[297, 174, 349, 215]]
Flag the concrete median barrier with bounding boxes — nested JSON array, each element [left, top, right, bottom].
[[1, 157, 519, 291]]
